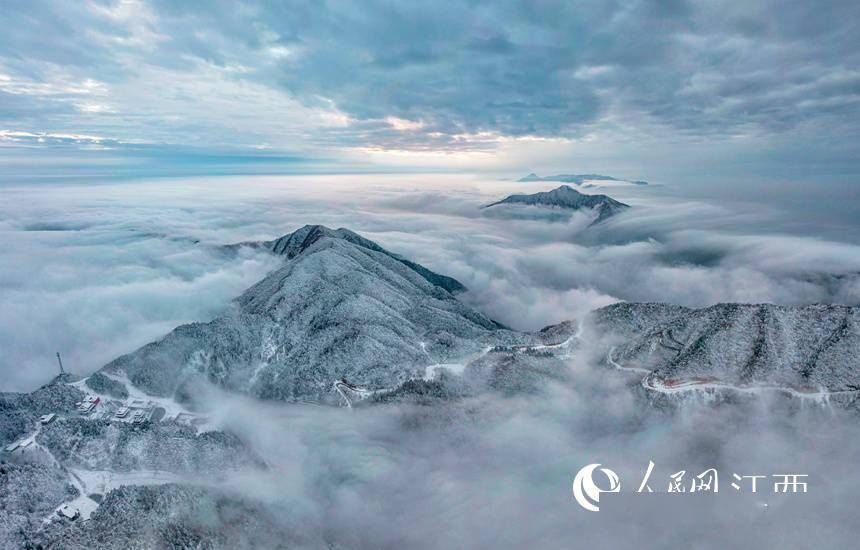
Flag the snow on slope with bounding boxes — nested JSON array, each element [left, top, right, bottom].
[[483, 185, 630, 224], [593, 302, 860, 393], [104, 225, 530, 403]]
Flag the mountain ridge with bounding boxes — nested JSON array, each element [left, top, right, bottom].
[[589, 302, 860, 394], [519, 172, 648, 185], [232, 224, 467, 294], [484, 185, 630, 224], [103, 225, 523, 403]]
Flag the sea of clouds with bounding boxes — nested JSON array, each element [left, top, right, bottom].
[[3, 173, 860, 547], [2, 173, 860, 391], [178, 342, 860, 548]]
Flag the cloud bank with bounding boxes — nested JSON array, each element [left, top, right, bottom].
[[157, 337, 860, 548], [2, 173, 859, 392], [1, 1, 859, 178]]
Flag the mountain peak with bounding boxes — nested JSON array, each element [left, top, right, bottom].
[[260, 225, 466, 293], [266, 224, 355, 257], [106, 227, 514, 402], [483, 185, 629, 224]]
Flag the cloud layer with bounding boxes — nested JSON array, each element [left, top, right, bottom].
[[1, 1, 859, 178], [2, 173, 859, 391], [181, 339, 860, 548]]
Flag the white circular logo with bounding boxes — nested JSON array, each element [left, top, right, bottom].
[[572, 463, 622, 512]]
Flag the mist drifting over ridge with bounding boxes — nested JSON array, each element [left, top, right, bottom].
[[2, 173, 860, 392], [0, 171, 858, 548]]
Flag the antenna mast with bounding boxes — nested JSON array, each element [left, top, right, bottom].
[[56, 352, 65, 375]]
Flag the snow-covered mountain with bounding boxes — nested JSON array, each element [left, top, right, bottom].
[[519, 172, 648, 186], [0, 374, 266, 548], [235, 224, 466, 294], [0, 227, 550, 547], [588, 302, 860, 401], [42, 226, 860, 409], [0, 226, 860, 548], [483, 185, 630, 224], [3, 224, 860, 546], [104, 225, 528, 403]]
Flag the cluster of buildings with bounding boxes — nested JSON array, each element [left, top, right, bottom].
[[72, 393, 155, 423], [113, 404, 150, 423], [75, 395, 100, 414]]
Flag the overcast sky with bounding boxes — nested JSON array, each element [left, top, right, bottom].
[[1, 0, 859, 181]]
